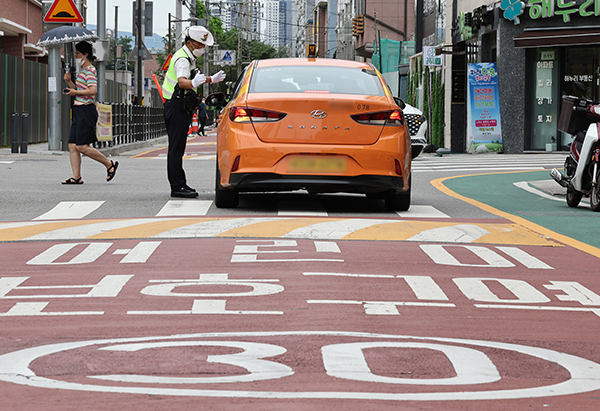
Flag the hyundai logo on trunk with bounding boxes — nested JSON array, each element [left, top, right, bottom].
[[310, 110, 328, 119]]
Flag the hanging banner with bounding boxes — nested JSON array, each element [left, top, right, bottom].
[[467, 62, 503, 153], [96, 103, 113, 142]]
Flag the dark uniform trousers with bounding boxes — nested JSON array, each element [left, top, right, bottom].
[[164, 96, 193, 190]]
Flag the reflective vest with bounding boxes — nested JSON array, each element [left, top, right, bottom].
[[162, 47, 194, 100]]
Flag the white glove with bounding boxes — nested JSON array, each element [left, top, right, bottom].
[[192, 73, 206, 88], [211, 70, 226, 84]]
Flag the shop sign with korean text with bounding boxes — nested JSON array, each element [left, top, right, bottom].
[[423, 46, 442, 66], [467, 63, 503, 153], [500, 0, 600, 24]]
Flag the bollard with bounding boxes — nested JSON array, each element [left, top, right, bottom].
[[20, 113, 29, 154], [11, 112, 19, 154]]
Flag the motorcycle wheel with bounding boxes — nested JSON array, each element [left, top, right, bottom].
[[591, 177, 600, 212], [566, 183, 583, 208]]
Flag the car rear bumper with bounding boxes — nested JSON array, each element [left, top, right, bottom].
[[227, 173, 407, 194]]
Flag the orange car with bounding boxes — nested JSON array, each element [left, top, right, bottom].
[[212, 58, 412, 210]]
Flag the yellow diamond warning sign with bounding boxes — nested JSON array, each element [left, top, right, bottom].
[[44, 0, 84, 23]]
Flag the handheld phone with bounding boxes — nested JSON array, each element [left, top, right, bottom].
[[63, 88, 70, 94]]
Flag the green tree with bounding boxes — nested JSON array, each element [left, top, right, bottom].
[[276, 45, 289, 58], [106, 35, 134, 72], [249, 41, 277, 60]]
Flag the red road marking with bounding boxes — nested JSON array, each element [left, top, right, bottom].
[[1, 238, 599, 409]]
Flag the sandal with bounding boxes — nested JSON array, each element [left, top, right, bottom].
[[62, 177, 83, 185], [106, 160, 119, 182]]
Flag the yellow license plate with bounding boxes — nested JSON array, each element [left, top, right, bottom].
[[288, 156, 348, 173]]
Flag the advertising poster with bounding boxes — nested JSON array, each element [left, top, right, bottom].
[[96, 103, 113, 142], [467, 63, 503, 153]]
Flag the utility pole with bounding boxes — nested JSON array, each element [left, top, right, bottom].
[[135, 0, 145, 105], [203, 0, 210, 96], [114, 6, 118, 103], [237, 1, 243, 78], [176, 0, 182, 47], [97, 0, 107, 102]]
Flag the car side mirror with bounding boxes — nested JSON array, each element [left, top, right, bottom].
[[394, 97, 406, 110], [206, 92, 227, 108]]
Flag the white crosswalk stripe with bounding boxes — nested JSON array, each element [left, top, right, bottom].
[[34, 201, 104, 220], [412, 153, 565, 172], [156, 200, 212, 216], [30, 200, 451, 221], [396, 205, 449, 218]]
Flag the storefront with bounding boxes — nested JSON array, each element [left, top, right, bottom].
[[515, 26, 600, 151], [450, 2, 600, 153]]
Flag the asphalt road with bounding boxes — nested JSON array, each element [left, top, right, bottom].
[[1, 135, 599, 410]]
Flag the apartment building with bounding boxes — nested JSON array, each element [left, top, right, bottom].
[[263, 0, 291, 49]]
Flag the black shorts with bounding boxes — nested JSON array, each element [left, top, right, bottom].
[[68, 104, 98, 146]]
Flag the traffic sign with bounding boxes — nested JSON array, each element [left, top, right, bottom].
[[214, 50, 235, 66], [43, 0, 83, 23], [161, 54, 172, 71]]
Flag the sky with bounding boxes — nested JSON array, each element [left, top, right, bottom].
[[86, 0, 195, 39]]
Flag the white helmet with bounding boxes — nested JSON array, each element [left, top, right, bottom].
[[186, 26, 214, 47]]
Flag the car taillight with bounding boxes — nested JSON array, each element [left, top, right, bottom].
[[395, 158, 402, 175], [351, 110, 404, 126], [229, 107, 287, 123], [231, 155, 241, 172]]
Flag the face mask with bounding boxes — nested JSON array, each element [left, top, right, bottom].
[[192, 47, 205, 58], [76, 57, 85, 67]]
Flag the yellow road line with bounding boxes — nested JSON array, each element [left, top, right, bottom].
[[87, 218, 221, 239], [344, 220, 558, 246], [0, 220, 113, 242], [215, 218, 345, 238], [129, 146, 166, 158], [431, 173, 600, 258]]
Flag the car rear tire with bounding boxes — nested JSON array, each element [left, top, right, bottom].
[[215, 162, 239, 208], [385, 184, 411, 212], [566, 183, 582, 208]]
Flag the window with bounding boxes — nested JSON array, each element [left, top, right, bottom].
[[249, 65, 385, 96]]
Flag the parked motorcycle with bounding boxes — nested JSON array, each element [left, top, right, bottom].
[[550, 82, 600, 211]]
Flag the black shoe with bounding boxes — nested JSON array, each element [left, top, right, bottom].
[[171, 187, 199, 198], [184, 184, 197, 192]]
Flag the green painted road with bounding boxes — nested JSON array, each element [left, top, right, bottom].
[[438, 169, 600, 253]]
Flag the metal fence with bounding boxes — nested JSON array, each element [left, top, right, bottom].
[[0, 53, 48, 146], [1, 52, 166, 150], [93, 103, 166, 149]]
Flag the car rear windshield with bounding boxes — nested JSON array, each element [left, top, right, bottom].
[[249, 65, 385, 96]]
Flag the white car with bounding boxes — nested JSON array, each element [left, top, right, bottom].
[[402, 103, 428, 157]]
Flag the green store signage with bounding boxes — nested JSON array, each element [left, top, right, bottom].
[[501, 0, 600, 24]]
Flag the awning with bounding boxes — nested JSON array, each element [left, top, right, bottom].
[[0, 18, 32, 37], [513, 26, 600, 48]]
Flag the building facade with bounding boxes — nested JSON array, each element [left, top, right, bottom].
[[263, 0, 292, 49], [449, 0, 600, 153], [1, 0, 46, 61], [210, 0, 261, 35], [291, 0, 316, 57], [352, 0, 415, 59]]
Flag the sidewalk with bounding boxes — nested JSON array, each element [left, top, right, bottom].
[[0, 135, 168, 157]]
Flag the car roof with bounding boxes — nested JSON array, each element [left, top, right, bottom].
[[254, 58, 375, 70]]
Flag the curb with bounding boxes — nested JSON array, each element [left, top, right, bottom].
[[0, 135, 168, 157]]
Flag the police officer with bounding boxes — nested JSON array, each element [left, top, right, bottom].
[[162, 26, 225, 198]]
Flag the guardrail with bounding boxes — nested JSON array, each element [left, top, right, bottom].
[[94, 104, 166, 149]]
